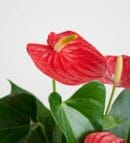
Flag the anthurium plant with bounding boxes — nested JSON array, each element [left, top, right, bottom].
[[0, 30, 130, 143]]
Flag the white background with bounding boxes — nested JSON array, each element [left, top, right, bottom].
[[0, 0, 129, 106]]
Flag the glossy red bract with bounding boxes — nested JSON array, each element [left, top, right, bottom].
[[84, 132, 126, 143], [27, 31, 106, 85], [101, 55, 130, 88]]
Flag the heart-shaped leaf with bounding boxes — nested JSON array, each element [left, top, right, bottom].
[[109, 89, 130, 141], [0, 81, 65, 143], [49, 81, 106, 143]]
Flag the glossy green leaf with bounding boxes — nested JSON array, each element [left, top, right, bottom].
[[109, 89, 130, 141], [49, 81, 106, 143], [0, 81, 65, 143], [103, 115, 123, 130]]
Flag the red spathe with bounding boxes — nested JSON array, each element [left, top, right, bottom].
[[27, 31, 106, 85]]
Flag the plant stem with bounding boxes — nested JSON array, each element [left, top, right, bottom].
[[52, 79, 56, 92], [105, 86, 116, 115]]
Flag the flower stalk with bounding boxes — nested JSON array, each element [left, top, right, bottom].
[[105, 86, 116, 115], [52, 79, 56, 92]]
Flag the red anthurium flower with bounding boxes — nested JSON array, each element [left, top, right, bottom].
[[101, 55, 130, 88], [27, 31, 106, 85], [84, 132, 126, 143]]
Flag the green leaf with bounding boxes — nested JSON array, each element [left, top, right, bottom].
[[10, 81, 66, 143], [49, 81, 106, 143], [0, 81, 66, 143], [103, 115, 124, 130], [109, 89, 130, 141]]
